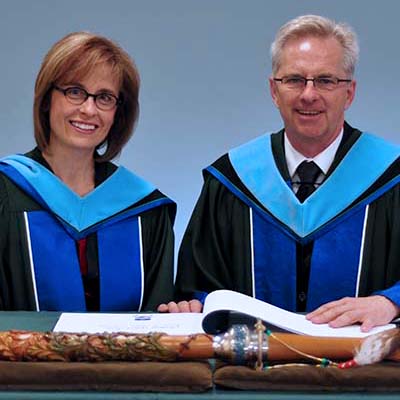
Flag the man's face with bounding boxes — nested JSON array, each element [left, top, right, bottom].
[[269, 36, 356, 155]]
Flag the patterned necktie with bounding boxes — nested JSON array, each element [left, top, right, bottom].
[[295, 160, 322, 203]]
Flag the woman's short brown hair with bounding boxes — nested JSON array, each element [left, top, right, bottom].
[[34, 32, 140, 161]]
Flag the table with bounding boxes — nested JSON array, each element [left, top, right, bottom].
[[0, 312, 397, 400]]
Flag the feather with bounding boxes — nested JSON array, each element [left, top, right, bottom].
[[353, 328, 400, 366]]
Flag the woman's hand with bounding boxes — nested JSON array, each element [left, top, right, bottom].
[[157, 300, 203, 313]]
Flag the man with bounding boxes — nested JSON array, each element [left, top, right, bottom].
[[159, 15, 400, 331]]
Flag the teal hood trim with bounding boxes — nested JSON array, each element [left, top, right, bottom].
[[1, 155, 156, 232], [228, 132, 400, 237]]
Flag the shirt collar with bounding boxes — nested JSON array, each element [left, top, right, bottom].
[[284, 129, 343, 178]]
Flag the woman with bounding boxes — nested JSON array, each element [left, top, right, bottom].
[[0, 32, 176, 312]]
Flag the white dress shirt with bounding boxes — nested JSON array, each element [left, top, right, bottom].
[[284, 130, 343, 193]]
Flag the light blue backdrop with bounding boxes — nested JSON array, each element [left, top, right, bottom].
[[1, 0, 399, 266]]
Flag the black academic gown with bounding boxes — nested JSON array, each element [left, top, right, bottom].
[[175, 123, 400, 312], [0, 148, 176, 312]]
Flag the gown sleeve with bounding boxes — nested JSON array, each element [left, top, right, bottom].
[[361, 183, 400, 306], [0, 174, 10, 310], [175, 173, 253, 302], [139, 203, 175, 311]]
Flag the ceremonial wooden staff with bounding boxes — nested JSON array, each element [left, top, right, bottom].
[[0, 324, 399, 369]]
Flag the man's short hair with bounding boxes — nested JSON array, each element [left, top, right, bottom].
[[270, 15, 359, 77]]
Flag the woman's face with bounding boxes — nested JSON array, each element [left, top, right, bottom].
[[48, 64, 120, 158]]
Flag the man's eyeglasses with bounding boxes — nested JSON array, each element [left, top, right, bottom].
[[273, 76, 352, 91], [53, 85, 121, 111]]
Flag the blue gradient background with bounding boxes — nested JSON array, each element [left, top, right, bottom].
[[1, 0, 399, 264]]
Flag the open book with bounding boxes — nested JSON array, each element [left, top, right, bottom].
[[54, 290, 396, 338], [202, 290, 396, 338]]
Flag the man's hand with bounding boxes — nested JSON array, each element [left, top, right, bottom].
[[157, 300, 203, 313], [306, 295, 400, 332]]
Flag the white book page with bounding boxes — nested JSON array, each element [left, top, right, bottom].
[[54, 312, 204, 335], [202, 290, 396, 338]]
